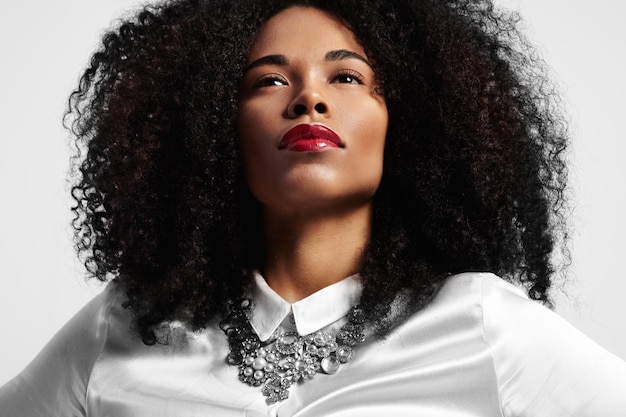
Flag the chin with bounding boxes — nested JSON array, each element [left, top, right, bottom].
[[257, 186, 379, 214]]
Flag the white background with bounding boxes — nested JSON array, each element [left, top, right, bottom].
[[0, 0, 625, 385]]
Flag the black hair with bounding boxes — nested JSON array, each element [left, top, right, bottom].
[[68, 0, 569, 344]]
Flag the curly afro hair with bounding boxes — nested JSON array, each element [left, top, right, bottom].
[[67, 0, 569, 344]]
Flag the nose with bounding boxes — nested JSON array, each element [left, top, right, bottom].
[[287, 86, 329, 118]]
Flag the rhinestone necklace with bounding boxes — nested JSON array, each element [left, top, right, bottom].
[[220, 298, 366, 404]]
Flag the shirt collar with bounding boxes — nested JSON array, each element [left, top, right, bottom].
[[249, 272, 362, 341]]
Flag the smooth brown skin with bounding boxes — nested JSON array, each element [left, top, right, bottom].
[[238, 7, 388, 302]]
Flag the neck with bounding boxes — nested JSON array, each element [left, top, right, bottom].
[[261, 203, 372, 302]]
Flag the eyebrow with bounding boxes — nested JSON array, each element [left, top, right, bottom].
[[324, 49, 372, 67], [242, 49, 372, 74], [243, 55, 288, 74]]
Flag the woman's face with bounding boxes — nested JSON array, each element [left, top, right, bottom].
[[238, 6, 388, 215]]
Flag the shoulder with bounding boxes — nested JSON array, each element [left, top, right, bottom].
[[434, 271, 525, 304], [50, 281, 126, 367], [0, 281, 125, 417], [439, 272, 626, 416]]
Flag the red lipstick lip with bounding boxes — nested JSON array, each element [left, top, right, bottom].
[[279, 124, 343, 151]]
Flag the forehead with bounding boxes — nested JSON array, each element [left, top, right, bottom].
[[246, 6, 366, 63]]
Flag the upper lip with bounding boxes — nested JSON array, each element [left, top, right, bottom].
[[279, 124, 343, 148]]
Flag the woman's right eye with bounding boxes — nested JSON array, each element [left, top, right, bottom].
[[253, 74, 288, 88]]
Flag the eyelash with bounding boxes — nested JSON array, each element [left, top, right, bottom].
[[331, 69, 365, 85], [251, 69, 365, 89], [253, 74, 288, 88]]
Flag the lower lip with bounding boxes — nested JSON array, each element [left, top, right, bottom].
[[283, 139, 340, 152]]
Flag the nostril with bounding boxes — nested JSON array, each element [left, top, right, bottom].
[[294, 104, 307, 115], [314, 103, 327, 113]]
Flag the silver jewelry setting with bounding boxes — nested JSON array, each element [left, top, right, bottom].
[[220, 299, 366, 403]]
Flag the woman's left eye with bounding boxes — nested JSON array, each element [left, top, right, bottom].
[[331, 70, 364, 84]]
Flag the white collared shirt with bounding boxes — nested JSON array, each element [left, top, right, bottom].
[[2, 272, 626, 416], [249, 272, 362, 341]]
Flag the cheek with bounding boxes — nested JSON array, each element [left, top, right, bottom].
[[333, 108, 387, 199], [237, 109, 278, 202], [238, 105, 270, 170], [352, 105, 388, 164], [361, 107, 388, 186]]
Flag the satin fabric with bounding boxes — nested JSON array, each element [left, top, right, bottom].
[[1, 272, 625, 416]]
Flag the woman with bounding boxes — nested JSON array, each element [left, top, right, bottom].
[[1, 0, 625, 415]]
